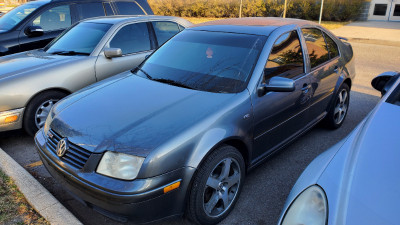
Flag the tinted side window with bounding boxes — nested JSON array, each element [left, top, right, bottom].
[[110, 23, 151, 55], [302, 28, 329, 69], [265, 30, 304, 80], [103, 2, 114, 16], [152, 22, 181, 46], [76, 3, 105, 20], [33, 5, 71, 31], [324, 33, 339, 59], [115, 2, 144, 15]]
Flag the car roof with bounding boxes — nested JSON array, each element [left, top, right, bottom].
[[189, 17, 319, 36], [80, 15, 188, 26]]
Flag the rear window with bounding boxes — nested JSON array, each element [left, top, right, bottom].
[[76, 3, 105, 20], [115, 2, 145, 15], [302, 28, 329, 69]]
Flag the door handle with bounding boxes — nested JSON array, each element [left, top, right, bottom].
[[334, 66, 339, 73], [301, 83, 311, 93]]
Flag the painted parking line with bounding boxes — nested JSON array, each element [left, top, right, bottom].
[[25, 160, 43, 168]]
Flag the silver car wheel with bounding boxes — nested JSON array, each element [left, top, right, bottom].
[[334, 89, 348, 125], [35, 99, 58, 129], [203, 157, 241, 218]]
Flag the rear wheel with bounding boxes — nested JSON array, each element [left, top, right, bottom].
[[187, 145, 245, 225], [24, 91, 67, 136], [323, 83, 350, 129]]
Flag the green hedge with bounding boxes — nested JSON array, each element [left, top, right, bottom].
[[148, 0, 366, 21]]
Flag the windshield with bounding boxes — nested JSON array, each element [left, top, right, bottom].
[[137, 30, 266, 93], [0, 2, 45, 31], [45, 22, 112, 55]]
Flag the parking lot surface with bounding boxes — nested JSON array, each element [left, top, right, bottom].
[[1, 40, 399, 224]]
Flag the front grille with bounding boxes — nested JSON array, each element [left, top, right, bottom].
[[46, 129, 92, 169]]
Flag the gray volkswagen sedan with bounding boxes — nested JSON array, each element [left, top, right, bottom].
[[0, 15, 191, 135], [278, 71, 400, 225], [35, 18, 355, 224]]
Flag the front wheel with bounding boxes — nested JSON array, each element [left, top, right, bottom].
[[23, 91, 67, 136], [323, 83, 350, 129], [187, 145, 245, 225]]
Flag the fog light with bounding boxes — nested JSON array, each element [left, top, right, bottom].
[[4, 115, 18, 123], [164, 181, 181, 193]]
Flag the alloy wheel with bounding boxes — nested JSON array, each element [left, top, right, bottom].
[[333, 89, 348, 125], [34, 99, 58, 129], [202, 157, 241, 218]]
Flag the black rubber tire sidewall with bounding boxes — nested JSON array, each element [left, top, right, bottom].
[[23, 91, 67, 136], [187, 145, 245, 225], [323, 83, 350, 129]]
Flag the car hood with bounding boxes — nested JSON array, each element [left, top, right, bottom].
[[0, 29, 6, 33], [50, 75, 237, 157], [317, 102, 400, 225], [0, 50, 82, 80]]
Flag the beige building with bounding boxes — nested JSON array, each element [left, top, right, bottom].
[[368, 0, 400, 21]]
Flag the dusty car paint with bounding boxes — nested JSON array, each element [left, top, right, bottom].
[[36, 18, 355, 223]]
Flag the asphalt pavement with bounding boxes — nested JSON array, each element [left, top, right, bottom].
[[1, 22, 399, 225]]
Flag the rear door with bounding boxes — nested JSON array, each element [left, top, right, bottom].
[[94, 22, 154, 81], [301, 28, 341, 120], [113, 1, 147, 15], [252, 30, 312, 160]]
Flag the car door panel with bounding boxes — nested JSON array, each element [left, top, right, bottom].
[[302, 28, 341, 120], [251, 30, 312, 160]]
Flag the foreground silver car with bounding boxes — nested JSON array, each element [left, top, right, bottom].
[[0, 15, 191, 135], [278, 71, 400, 225]]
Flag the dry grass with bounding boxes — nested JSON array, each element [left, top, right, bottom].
[[184, 17, 349, 30], [0, 170, 48, 225]]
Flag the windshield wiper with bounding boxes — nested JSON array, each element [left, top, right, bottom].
[[131, 67, 195, 90], [152, 78, 195, 90], [50, 51, 90, 56], [132, 67, 153, 80]]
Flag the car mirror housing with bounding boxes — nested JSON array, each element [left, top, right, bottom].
[[258, 77, 295, 96], [371, 71, 400, 96], [25, 26, 44, 37], [104, 48, 123, 58]]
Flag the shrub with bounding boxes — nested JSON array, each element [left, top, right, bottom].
[[148, 0, 366, 22]]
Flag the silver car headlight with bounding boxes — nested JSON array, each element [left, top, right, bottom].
[[96, 151, 145, 180], [281, 185, 328, 225]]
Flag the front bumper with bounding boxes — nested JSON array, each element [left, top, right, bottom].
[[0, 108, 24, 132], [35, 129, 196, 223]]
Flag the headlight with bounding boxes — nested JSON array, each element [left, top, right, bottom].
[[281, 185, 328, 225], [96, 151, 145, 180]]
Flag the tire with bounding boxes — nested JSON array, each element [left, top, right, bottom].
[[187, 145, 245, 225], [323, 83, 350, 129], [24, 91, 67, 136]]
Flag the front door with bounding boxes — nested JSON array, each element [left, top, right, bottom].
[[252, 30, 312, 161], [95, 22, 154, 81], [19, 4, 72, 51], [369, 0, 400, 21]]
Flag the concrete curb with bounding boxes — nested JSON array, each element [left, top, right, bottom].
[[0, 148, 82, 225], [346, 38, 400, 47]]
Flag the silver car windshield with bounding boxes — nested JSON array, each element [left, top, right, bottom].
[[0, 2, 45, 31], [137, 30, 266, 93], [45, 22, 112, 55]]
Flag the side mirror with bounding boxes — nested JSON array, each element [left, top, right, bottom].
[[371, 71, 400, 96], [258, 76, 295, 96], [25, 26, 44, 37], [104, 48, 122, 58]]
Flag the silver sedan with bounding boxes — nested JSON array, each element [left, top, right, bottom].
[[0, 15, 192, 135], [278, 71, 400, 225]]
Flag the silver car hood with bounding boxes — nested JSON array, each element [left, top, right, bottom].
[[50, 74, 237, 156], [317, 102, 400, 225], [0, 50, 82, 80]]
